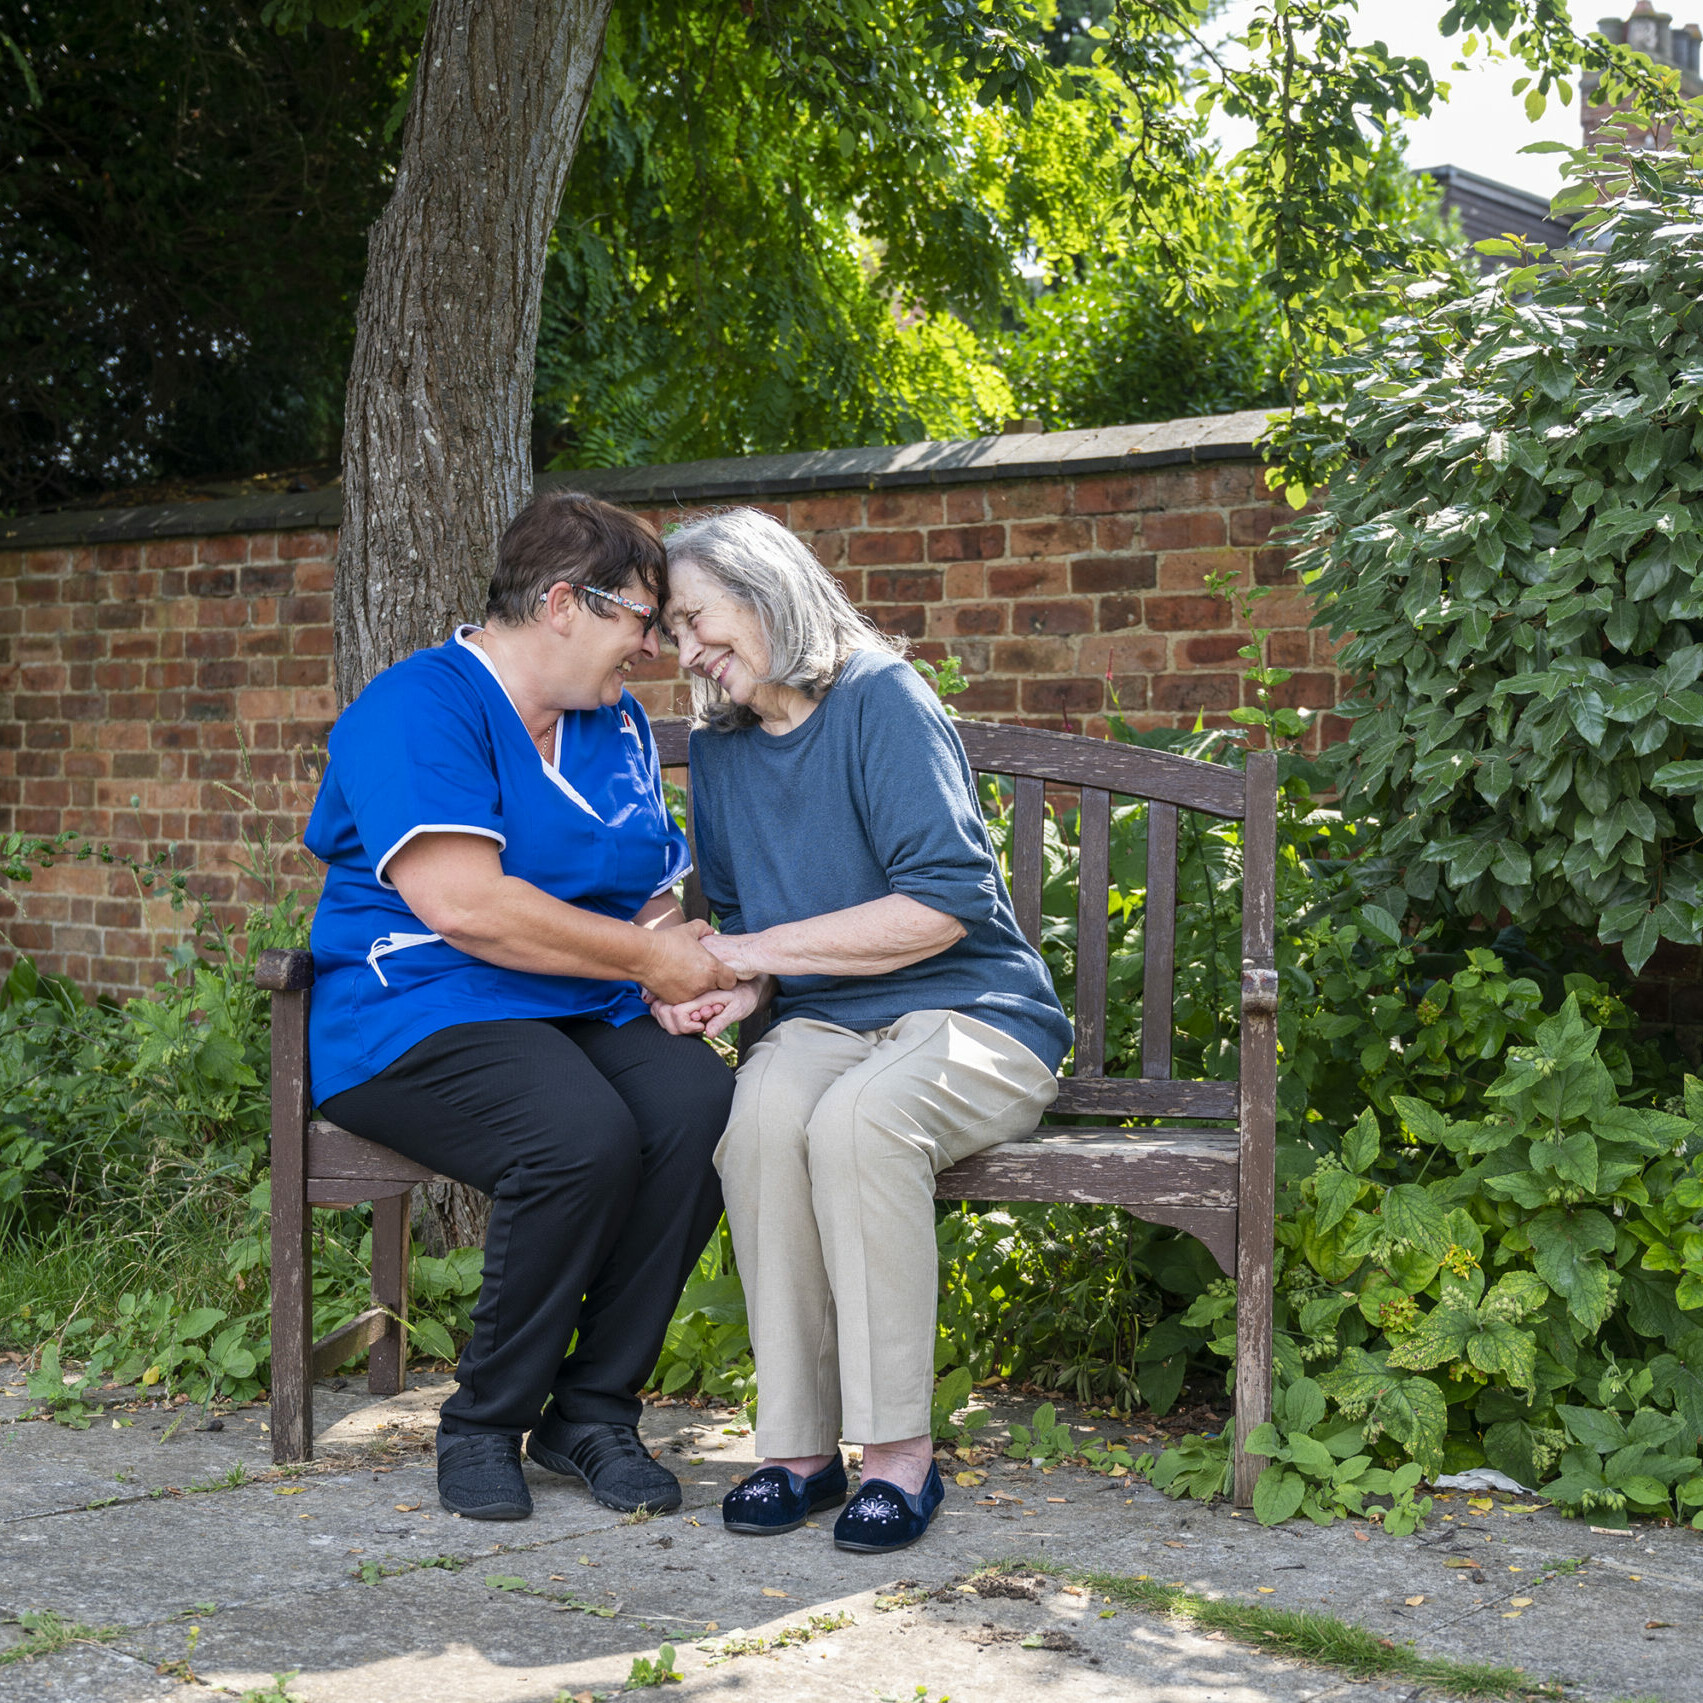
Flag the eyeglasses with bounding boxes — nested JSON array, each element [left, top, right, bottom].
[[542, 583, 660, 634]]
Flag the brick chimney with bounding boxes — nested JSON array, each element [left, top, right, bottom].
[[1583, 3, 1703, 148]]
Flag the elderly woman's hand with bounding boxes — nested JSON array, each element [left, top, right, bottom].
[[650, 975, 771, 1039]]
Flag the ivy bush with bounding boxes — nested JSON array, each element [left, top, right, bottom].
[[1295, 130, 1703, 971]]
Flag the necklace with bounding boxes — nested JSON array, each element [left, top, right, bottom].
[[467, 628, 559, 764]]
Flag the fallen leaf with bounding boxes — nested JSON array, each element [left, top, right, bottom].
[[393, 1502, 420, 1512], [1646, 1621, 1672, 1630], [955, 1470, 986, 1488], [1404, 1596, 1425, 1607], [1502, 1611, 1521, 1620], [1509, 1565, 1523, 1572], [1352, 1529, 1370, 1543], [704, 1621, 718, 1632], [1468, 1497, 1493, 1512], [1060, 1585, 1088, 1596], [1019, 1633, 1045, 1649], [1629, 1574, 1642, 1581], [1444, 1558, 1477, 1569], [1257, 1587, 1276, 1594], [761, 1587, 788, 1598], [1099, 1609, 1116, 1619], [1510, 1597, 1533, 1608], [1163, 1540, 1187, 1549], [549, 1575, 566, 1582]]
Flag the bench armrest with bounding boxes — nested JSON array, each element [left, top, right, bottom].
[[256, 948, 316, 992]]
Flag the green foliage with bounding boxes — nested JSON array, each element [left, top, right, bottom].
[[1, 0, 406, 508], [1004, 1399, 1076, 1466], [1147, 1428, 1230, 1501], [1244, 1375, 1433, 1529], [623, 1643, 682, 1689], [1298, 126, 1703, 970], [930, 1364, 992, 1450], [647, 1222, 754, 1407]]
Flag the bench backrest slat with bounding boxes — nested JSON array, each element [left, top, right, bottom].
[[1073, 786, 1110, 1079], [1141, 800, 1179, 1082], [1010, 774, 1046, 948]]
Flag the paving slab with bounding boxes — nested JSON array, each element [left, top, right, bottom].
[[4, 1381, 1701, 1701], [0, 1642, 202, 1702], [126, 1545, 1429, 1703]]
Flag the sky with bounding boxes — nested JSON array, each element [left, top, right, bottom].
[[1203, 0, 1613, 201]]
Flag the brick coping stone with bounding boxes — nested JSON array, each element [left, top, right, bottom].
[[0, 412, 1273, 550]]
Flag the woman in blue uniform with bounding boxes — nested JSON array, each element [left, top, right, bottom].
[[305, 491, 740, 1523]]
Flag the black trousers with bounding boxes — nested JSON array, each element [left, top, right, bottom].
[[323, 1015, 733, 1438]]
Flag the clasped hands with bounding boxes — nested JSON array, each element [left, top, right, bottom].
[[641, 919, 768, 1039]]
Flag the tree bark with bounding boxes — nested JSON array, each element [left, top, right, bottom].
[[335, 0, 613, 703], [335, 0, 614, 1249]]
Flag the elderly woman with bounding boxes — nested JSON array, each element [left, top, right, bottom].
[[305, 491, 737, 1523], [652, 508, 1071, 1554]]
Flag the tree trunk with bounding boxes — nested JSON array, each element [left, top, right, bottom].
[[335, 0, 614, 1249]]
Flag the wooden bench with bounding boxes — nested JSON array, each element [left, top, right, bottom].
[[257, 719, 1277, 1503]]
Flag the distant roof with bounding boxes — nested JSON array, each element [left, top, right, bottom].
[[1420, 164, 1577, 265]]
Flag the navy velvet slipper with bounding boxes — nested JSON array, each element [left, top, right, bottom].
[[722, 1458, 849, 1535], [832, 1461, 943, 1553]]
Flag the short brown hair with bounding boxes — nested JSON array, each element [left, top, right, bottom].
[[486, 491, 666, 626]]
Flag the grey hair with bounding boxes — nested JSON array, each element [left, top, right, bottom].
[[664, 508, 906, 731]]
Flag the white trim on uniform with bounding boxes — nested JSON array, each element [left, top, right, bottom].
[[454, 625, 606, 824], [374, 822, 507, 890], [365, 930, 444, 986]]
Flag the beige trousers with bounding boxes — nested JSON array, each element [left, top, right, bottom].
[[715, 1009, 1058, 1456]]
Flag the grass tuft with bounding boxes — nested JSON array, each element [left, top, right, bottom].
[[0, 1609, 124, 1667], [1016, 1561, 1564, 1701]]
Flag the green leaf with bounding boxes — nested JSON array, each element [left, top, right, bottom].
[[1465, 1317, 1538, 1392], [1287, 1431, 1337, 1476], [1530, 1208, 1618, 1329], [1313, 1168, 1362, 1234], [1625, 425, 1667, 484], [1252, 1465, 1306, 1526], [1285, 1376, 1328, 1435], [1569, 690, 1607, 745], [1357, 905, 1402, 946], [1383, 1184, 1450, 1260], [409, 1316, 458, 1363], [1342, 1108, 1380, 1176], [1242, 1422, 1286, 1459], [1652, 760, 1703, 794]]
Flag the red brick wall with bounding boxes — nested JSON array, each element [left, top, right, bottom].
[[1, 458, 1334, 997]]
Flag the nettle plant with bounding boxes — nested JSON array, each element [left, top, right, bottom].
[[1296, 126, 1703, 970]]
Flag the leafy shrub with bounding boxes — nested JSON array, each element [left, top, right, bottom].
[[1296, 132, 1703, 970]]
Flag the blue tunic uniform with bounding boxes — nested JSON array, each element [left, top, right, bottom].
[[303, 628, 690, 1105]]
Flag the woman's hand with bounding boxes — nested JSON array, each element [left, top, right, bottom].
[[651, 975, 770, 1039], [636, 920, 743, 1007]]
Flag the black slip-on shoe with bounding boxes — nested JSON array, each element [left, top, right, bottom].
[[436, 1432, 533, 1521], [525, 1413, 682, 1514]]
